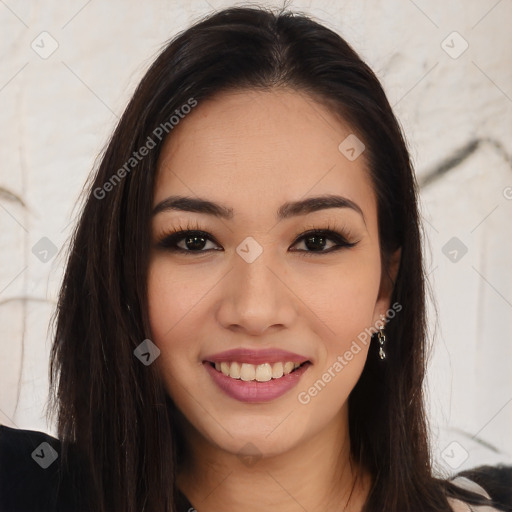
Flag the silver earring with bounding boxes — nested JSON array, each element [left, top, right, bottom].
[[377, 326, 386, 360]]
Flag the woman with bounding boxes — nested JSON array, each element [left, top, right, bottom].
[[1, 5, 510, 512]]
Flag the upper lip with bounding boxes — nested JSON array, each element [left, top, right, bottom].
[[203, 348, 311, 365]]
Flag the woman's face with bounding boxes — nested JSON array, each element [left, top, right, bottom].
[[148, 88, 396, 459]]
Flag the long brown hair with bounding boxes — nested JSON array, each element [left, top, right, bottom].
[[47, 5, 505, 511]]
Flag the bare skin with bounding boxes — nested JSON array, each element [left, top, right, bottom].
[[147, 88, 400, 512]]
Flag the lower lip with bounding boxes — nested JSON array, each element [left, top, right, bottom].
[[203, 361, 311, 403]]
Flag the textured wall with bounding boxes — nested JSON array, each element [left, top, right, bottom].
[[1, 0, 511, 477]]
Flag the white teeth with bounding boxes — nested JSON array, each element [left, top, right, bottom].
[[240, 363, 256, 381], [230, 361, 241, 379], [211, 361, 306, 381], [220, 362, 230, 376], [255, 363, 272, 382], [283, 362, 295, 374], [271, 362, 284, 379]]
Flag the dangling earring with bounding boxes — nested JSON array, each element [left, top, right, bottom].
[[377, 325, 386, 360]]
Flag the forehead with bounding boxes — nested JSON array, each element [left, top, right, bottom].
[[154, 88, 376, 224]]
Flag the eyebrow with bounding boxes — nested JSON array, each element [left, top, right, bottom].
[[152, 194, 365, 222]]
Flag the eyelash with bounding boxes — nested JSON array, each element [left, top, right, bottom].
[[155, 220, 359, 257]]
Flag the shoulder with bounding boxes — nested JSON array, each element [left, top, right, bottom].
[[0, 424, 62, 511], [0, 424, 89, 511], [457, 465, 512, 510], [447, 466, 512, 512]]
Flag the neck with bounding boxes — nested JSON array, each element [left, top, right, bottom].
[[176, 408, 371, 512]]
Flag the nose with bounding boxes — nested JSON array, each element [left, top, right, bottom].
[[216, 247, 298, 336]]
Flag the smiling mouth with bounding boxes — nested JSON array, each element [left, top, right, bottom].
[[205, 360, 311, 382]]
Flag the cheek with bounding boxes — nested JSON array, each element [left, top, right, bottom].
[[293, 251, 380, 402], [147, 258, 208, 346], [147, 260, 202, 391], [294, 262, 378, 414], [296, 251, 381, 342]]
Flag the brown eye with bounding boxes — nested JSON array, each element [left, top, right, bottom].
[[290, 229, 358, 255], [157, 227, 358, 256], [158, 230, 222, 253]]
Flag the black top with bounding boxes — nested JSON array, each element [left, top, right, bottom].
[[2, 424, 511, 511], [0, 425, 194, 512]]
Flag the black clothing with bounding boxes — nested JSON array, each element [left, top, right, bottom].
[[2, 424, 511, 511], [0, 425, 194, 511]]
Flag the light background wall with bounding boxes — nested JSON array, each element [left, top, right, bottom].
[[1, 0, 511, 478]]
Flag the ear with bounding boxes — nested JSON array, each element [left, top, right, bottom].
[[372, 247, 401, 324]]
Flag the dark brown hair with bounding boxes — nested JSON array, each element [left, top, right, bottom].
[[47, 5, 507, 511]]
